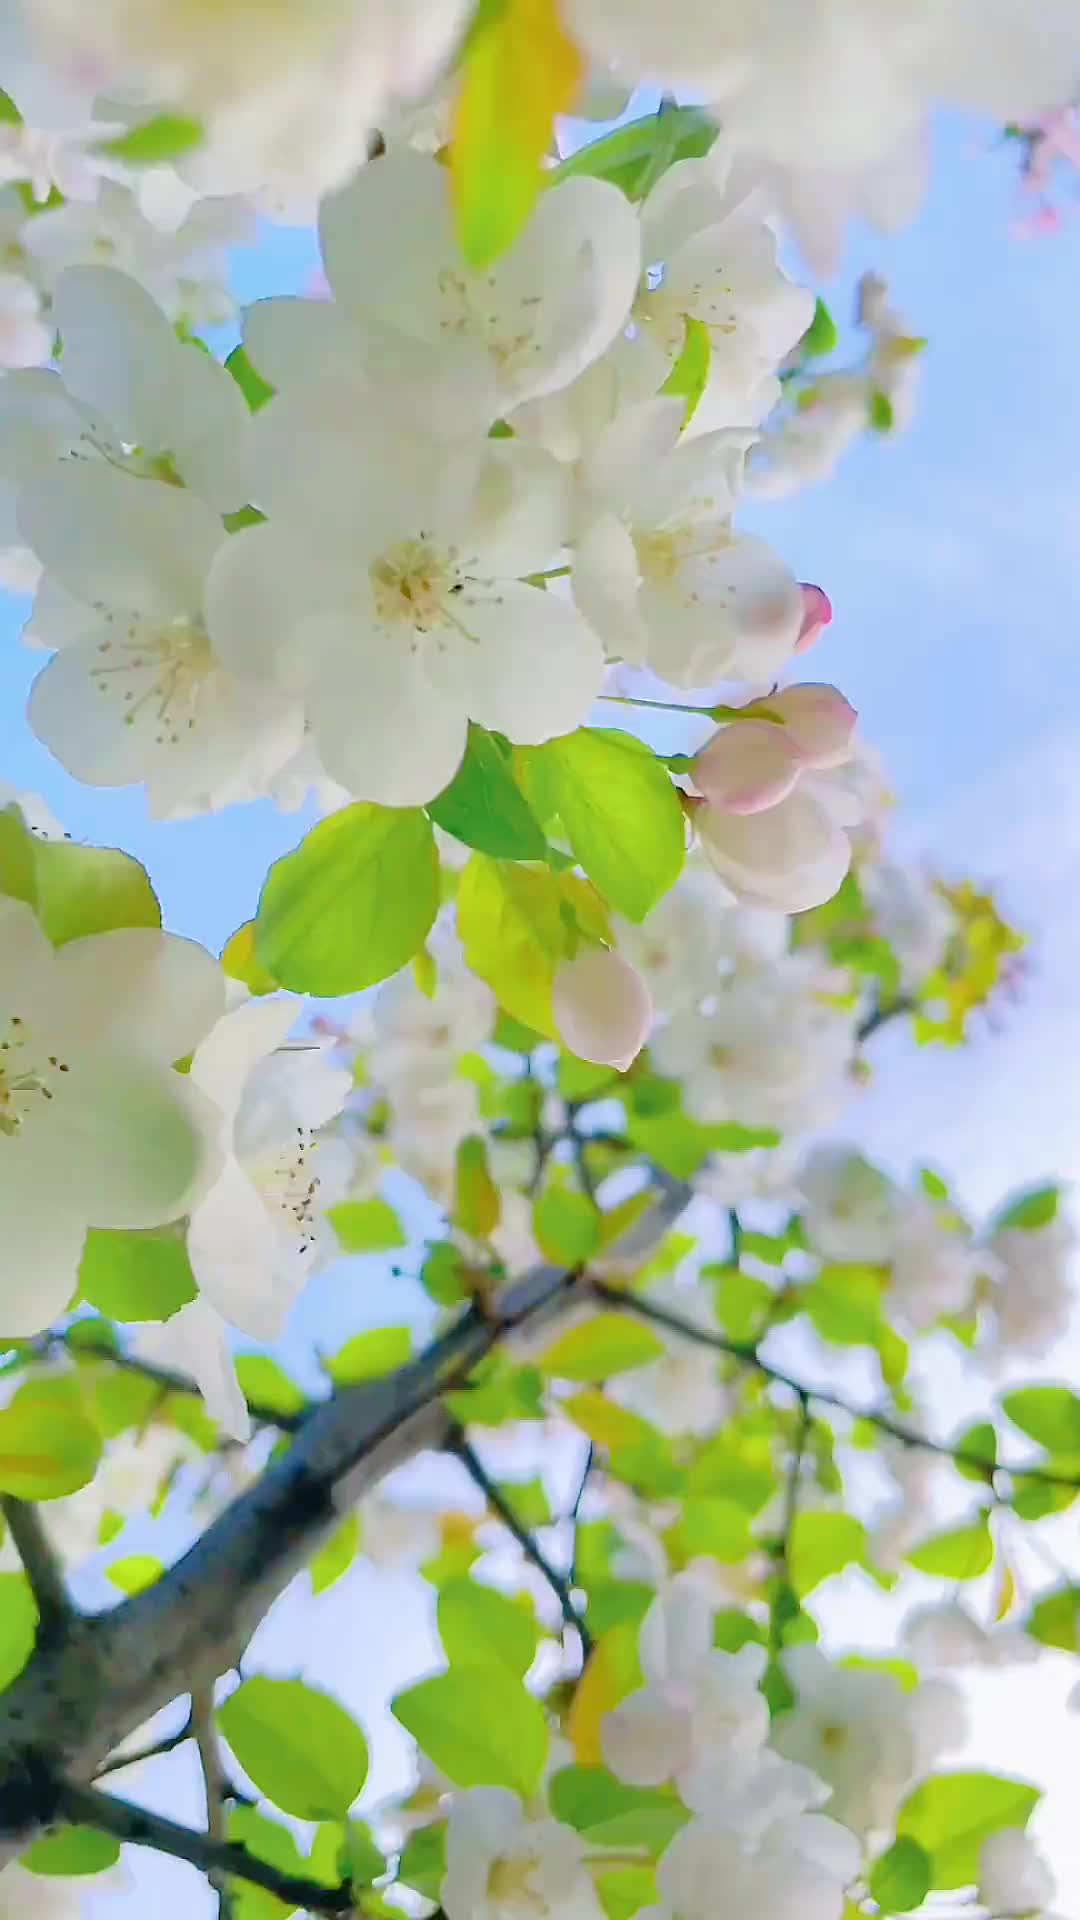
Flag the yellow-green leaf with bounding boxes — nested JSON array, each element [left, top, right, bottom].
[[0, 1401, 102, 1500], [458, 855, 564, 1036], [451, 0, 584, 266], [222, 920, 278, 995], [660, 317, 711, 427], [539, 1312, 662, 1381]]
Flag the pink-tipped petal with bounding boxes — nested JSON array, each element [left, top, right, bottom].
[[554, 947, 653, 1073], [692, 719, 804, 815], [795, 583, 833, 653], [766, 683, 857, 770]]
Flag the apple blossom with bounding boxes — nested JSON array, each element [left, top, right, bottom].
[[571, 396, 805, 687], [904, 1601, 1039, 1671], [442, 1788, 603, 1920], [982, 1209, 1076, 1360], [601, 1575, 770, 1803], [651, 1806, 860, 1920], [207, 411, 601, 808], [245, 150, 640, 414], [20, 461, 304, 817], [0, 897, 224, 1334], [888, 1203, 987, 1331], [773, 1645, 966, 1836], [187, 996, 352, 1342], [798, 1146, 904, 1264], [979, 1829, 1057, 1916], [136, 1296, 251, 1443]]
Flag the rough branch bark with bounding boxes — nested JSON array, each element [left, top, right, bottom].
[[0, 1177, 691, 1864]]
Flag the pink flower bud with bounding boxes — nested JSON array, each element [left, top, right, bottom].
[[795, 583, 833, 653], [554, 947, 653, 1073], [766, 683, 857, 769], [692, 719, 805, 815]]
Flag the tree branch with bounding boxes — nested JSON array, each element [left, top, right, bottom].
[[0, 1179, 693, 1863], [0, 1496, 71, 1641], [857, 995, 917, 1042], [95, 1719, 193, 1781], [769, 1393, 811, 1658], [449, 1427, 593, 1659], [591, 1278, 1080, 1489], [54, 1784, 355, 1917]]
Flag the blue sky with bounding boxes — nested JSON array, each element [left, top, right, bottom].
[[7, 111, 1080, 1913]]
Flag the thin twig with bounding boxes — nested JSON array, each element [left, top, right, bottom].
[[55, 1785, 355, 1916], [450, 1427, 593, 1659], [727, 1209, 742, 1265], [193, 1683, 232, 1918], [770, 1393, 811, 1658], [857, 995, 917, 1042], [0, 1495, 71, 1639], [590, 1279, 1080, 1490], [95, 1719, 194, 1780], [568, 1442, 594, 1595], [27, 1332, 308, 1433]]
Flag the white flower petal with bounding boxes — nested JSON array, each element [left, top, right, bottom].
[[187, 1154, 294, 1339], [427, 581, 603, 746], [140, 1298, 251, 1442], [190, 996, 300, 1123], [51, 266, 177, 450], [601, 1687, 692, 1788], [697, 785, 852, 914], [0, 1178, 86, 1335], [309, 648, 469, 807], [52, 927, 226, 1065], [45, 1053, 221, 1231], [18, 462, 223, 619]]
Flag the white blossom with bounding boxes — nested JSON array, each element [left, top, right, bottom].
[[798, 1146, 904, 1264], [773, 1645, 966, 1837], [188, 996, 352, 1342], [982, 1212, 1076, 1360], [904, 1601, 1039, 1671], [571, 396, 804, 687], [208, 412, 601, 807], [247, 150, 640, 414], [136, 1296, 251, 1443], [0, 898, 224, 1334], [608, 1276, 729, 1436], [978, 1828, 1057, 1916], [20, 462, 304, 816], [442, 1788, 603, 1920], [601, 1575, 770, 1805], [888, 1203, 987, 1332]]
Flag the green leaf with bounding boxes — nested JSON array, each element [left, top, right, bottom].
[[429, 725, 548, 858], [539, 1312, 663, 1381], [342, 1820, 385, 1887], [659, 317, 711, 427], [421, 1240, 470, 1306], [101, 113, 202, 165], [79, 1227, 197, 1322], [0, 89, 22, 126], [1003, 1384, 1080, 1452], [897, 1771, 1040, 1889], [708, 1268, 769, 1340], [869, 1836, 932, 1913], [549, 1765, 689, 1851], [221, 920, 278, 994], [552, 106, 718, 198], [226, 344, 275, 412], [310, 1513, 362, 1596], [0, 813, 161, 945], [906, 1514, 993, 1579], [328, 1198, 407, 1253], [667, 1496, 752, 1567], [869, 389, 895, 432], [21, 1828, 122, 1877], [596, 1865, 658, 1920], [256, 805, 439, 995], [802, 1265, 885, 1348], [529, 730, 684, 923], [438, 1577, 538, 1676], [458, 854, 564, 1036], [107, 1554, 164, 1594], [533, 1187, 601, 1266], [233, 1356, 307, 1420], [392, 1663, 548, 1793], [451, 0, 583, 266], [788, 1511, 868, 1594], [326, 1326, 412, 1385], [218, 1677, 369, 1821], [954, 1421, 997, 1482], [455, 1134, 501, 1238], [800, 298, 839, 359], [0, 1574, 37, 1690], [397, 1823, 447, 1901], [1025, 1584, 1080, 1651], [0, 1401, 101, 1500], [993, 1184, 1059, 1231]]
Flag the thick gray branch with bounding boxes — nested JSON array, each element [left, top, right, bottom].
[[0, 1178, 690, 1865]]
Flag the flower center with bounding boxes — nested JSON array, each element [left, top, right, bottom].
[[258, 1126, 322, 1255], [90, 614, 217, 747], [820, 1721, 849, 1754], [0, 1014, 69, 1139], [371, 538, 455, 633], [486, 1854, 546, 1917], [634, 522, 734, 583]]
